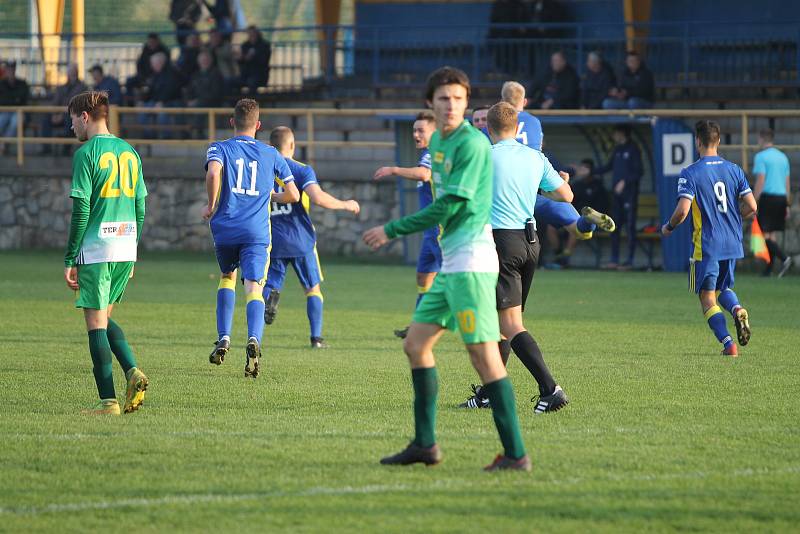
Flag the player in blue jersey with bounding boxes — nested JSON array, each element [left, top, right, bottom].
[[262, 126, 360, 348], [373, 111, 440, 339], [662, 120, 757, 357], [492, 82, 615, 243], [203, 99, 299, 377]]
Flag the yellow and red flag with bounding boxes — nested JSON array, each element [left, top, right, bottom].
[[751, 217, 771, 264]]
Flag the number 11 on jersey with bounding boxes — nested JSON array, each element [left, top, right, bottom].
[[232, 158, 259, 196]]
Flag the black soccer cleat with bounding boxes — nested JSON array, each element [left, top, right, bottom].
[[264, 289, 281, 325], [393, 326, 409, 339], [244, 337, 261, 378], [310, 336, 328, 349], [532, 385, 569, 414], [733, 307, 751, 347], [380, 442, 442, 466], [209, 338, 230, 365], [484, 454, 532, 472], [458, 384, 491, 409]]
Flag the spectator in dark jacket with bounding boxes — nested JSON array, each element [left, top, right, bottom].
[[595, 125, 643, 268], [581, 51, 615, 109], [184, 50, 225, 137], [169, 0, 202, 46], [176, 31, 203, 83], [238, 26, 272, 95], [602, 51, 655, 109], [126, 33, 170, 100], [209, 29, 239, 90], [89, 65, 122, 105], [572, 159, 609, 214], [41, 64, 88, 152], [532, 50, 579, 109], [139, 52, 182, 138], [0, 61, 29, 154]]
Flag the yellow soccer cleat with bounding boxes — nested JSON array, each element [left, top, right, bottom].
[[81, 398, 121, 416], [123, 367, 149, 414], [580, 206, 616, 233]]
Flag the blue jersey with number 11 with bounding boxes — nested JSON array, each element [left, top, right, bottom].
[[206, 135, 294, 245], [677, 156, 751, 261]]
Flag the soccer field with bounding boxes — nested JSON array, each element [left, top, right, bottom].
[[1, 250, 798, 532]]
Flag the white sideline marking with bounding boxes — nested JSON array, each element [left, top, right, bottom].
[[0, 484, 413, 516], [3, 466, 799, 517]]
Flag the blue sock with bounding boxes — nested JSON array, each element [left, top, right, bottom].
[[307, 291, 324, 338], [246, 292, 265, 342], [576, 216, 596, 235], [216, 278, 236, 339], [705, 305, 734, 348], [717, 289, 741, 316]]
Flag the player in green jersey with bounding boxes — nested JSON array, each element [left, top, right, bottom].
[[63, 91, 149, 415], [363, 67, 530, 471]]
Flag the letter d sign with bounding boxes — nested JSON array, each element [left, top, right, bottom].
[[662, 133, 693, 176]]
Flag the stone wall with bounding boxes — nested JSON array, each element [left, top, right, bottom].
[[0, 175, 403, 258]]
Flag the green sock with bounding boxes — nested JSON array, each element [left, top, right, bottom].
[[88, 329, 115, 399], [106, 318, 137, 374], [483, 377, 526, 459], [411, 367, 438, 448]]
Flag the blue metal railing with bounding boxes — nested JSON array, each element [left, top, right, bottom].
[[1, 20, 798, 92]]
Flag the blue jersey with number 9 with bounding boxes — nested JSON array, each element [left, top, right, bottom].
[[270, 158, 319, 258], [677, 155, 752, 261], [205, 135, 294, 245]]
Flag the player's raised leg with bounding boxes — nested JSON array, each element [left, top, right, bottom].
[[262, 258, 287, 325], [717, 287, 750, 346]]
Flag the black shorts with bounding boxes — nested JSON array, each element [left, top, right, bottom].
[[758, 194, 787, 232], [493, 229, 540, 310]]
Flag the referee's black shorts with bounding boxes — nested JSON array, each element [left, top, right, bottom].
[[493, 229, 540, 311], [758, 193, 788, 232]]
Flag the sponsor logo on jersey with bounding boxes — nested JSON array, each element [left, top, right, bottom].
[[99, 221, 137, 238], [433, 152, 445, 164]]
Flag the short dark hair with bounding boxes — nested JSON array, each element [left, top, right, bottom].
[[269, 126, 293, 150], [626, 50, 639, 58], [759, 128, 775, 142], [89, 64, 103, 75], [68, 91, 110, 122], [613, 124, 632, 138], [695, 120, 721, 147], [234, 98, 259, 130], [487, 101, 518, 134], [471, 105, 491, 113], [425, 66, 471, 102], [147, 33, 159, 40], [415, 110, 436, 123], [580, 158, 595, 172]]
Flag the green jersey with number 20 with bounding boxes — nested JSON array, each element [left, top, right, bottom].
[[428, 120, 497, 273], [69, 134, 147, 264]]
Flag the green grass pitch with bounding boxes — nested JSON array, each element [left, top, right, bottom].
[[1, 250, 798, 532]]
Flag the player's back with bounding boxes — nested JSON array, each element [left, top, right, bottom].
[[270, 158, 317, 258], [207, 135, 289, 245], [72, 134, 146, 263], [516, 111, 543, 150], [679, 156, 751, 260]]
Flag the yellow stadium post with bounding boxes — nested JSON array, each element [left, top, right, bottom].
[[108, 105, 120, 135], [741, 113, 749, 173], [72, 0, 85, 78], [623, 0, 651, 54], [36, 0, 65, 87], [16, 109, 24, 167], [315, 0, 341, 81]]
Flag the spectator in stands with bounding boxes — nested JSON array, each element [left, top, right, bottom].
[[176, 31, 203, 83], [0, 61, 29, 154], [170, 0, 203, 46], [531, 50, 579, 109], [184, 50, 225, 137], [238, 25, 272, 95], [139, 52, 182, 138], [581, 51, 615, 109], [595, 125, 643, 269], [203, 0, 234, 36], [89, 65, 122, 106], [602, 51, 655, 109], [209, 29, 240, 92], [41, 64, 88, 152], [126, 33, 170, 102]]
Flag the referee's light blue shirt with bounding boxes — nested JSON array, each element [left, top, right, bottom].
[[753, 146, 790, 196], [490, 138, 564, 229]]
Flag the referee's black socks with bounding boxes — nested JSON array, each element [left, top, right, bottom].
[[510, 331, 556, 396], [499, 339, 512, 367]]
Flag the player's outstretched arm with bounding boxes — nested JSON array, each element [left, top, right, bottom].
[[373, 165, 431, 182], [362, 195, 462, 250], [305, 183, 360, 214], [272, 180, 300, 204], [661, 198, 691, 236], [203, 161, 223, 220]]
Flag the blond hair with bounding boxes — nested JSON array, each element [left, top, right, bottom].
[[500, 81, 526, 110]]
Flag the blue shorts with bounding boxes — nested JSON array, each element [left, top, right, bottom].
[[215, 243, 270, 284], [417, 235, 442, 274], [534, 195, 580, 229], [265, 250, 323, 290], [689, 258, 736, 294]]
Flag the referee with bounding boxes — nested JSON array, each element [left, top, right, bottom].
[[459, 101, 574, 413], [753, 128, 792, 277]]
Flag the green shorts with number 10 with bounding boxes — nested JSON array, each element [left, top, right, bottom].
[[76, 261, 135, 310], [412, 271, 500, 344]]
